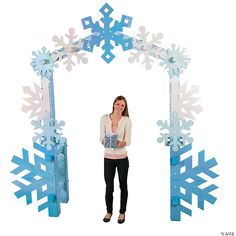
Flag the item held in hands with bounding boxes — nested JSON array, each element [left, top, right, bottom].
[[104, 134, 118, 148]]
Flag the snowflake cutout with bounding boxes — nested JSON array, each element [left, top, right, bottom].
[[160, 44, 190, 78], [81, 2, 133, 63], [171, 77, 203, 120], [21, 79, 50, 120], [157, 112, 193, 151], [21, 82, 44, 119], [52, 28, 88, 71], [170, 144, 219, 220], [129, 26, 164, 70], [31, 47, 58, 79], [11, 142, 69, 216], [31, 113, 65, 150]]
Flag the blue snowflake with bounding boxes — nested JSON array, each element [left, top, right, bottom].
[[81, 2, 133, 63], [31, 113, 66, 150], [170, 144, 219, 221], [159, 44, 190, 78], [31, 47, 58, 79], [11, 142, 69, 216], [157, 112, 193, 151]]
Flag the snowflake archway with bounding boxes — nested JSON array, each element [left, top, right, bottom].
[[11, 2, 219, 220]]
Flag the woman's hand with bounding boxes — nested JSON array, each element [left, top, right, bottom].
[[117, 140, 126, 147]]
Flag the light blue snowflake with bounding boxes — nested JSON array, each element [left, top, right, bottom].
[[31, 47, 58, 79], [81, 2, 133, 63], [11, 142, 69, 216], [159, 44, 190, 78], [170, 144, 219, 221], [157, 112, 193, 151], [31, 113, 65, 150]]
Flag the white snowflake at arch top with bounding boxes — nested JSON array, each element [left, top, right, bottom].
[[52, 28, 88, 71], [129, 26, 166, 70], [31, 113, 66, 150], [171, 76, 203, 120], [157, 112, 193, 151]]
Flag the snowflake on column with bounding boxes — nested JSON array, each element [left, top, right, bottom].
[[157, 111, 193, 151], [31, 113, 66, 151], [31, 47, 58, 79], [11, 143, 62, 216], [21, 78, 51, 120], [171, 77, 203, 120], [160, 44, 190, 78], [170, 144, 219, 221]]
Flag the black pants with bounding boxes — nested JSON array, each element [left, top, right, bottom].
[[104, 157, 129, 214]]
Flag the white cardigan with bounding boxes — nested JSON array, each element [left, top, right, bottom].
[[100, 114, 132, 159]]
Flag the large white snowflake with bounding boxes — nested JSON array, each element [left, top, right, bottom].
[[21, 79, 50, 120], [129, 26, 165, 70], [52, 28, 88, 71], [171, 76, 203, 120], [31, 113, 65, 150]]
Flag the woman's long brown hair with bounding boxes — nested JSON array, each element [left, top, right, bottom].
[[111, 95, 129, 117]]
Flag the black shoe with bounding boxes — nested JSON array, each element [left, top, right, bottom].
[[117, 214, 125, 224], [103, 213, 112, 222]]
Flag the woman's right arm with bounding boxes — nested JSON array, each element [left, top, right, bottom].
[[100, 115, 105, 145]]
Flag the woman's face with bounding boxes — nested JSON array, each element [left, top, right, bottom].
[[113, 100, 126, 114]]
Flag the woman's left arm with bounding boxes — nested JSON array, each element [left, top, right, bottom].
[[117, 117, 132, 147]]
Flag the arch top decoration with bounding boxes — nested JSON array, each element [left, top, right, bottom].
[[11, 2, 219, 220]]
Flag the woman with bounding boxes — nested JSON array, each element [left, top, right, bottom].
[[100, 95, 132, 224]]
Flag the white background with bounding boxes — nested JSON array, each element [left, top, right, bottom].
[[0, 0, 235, 235]]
